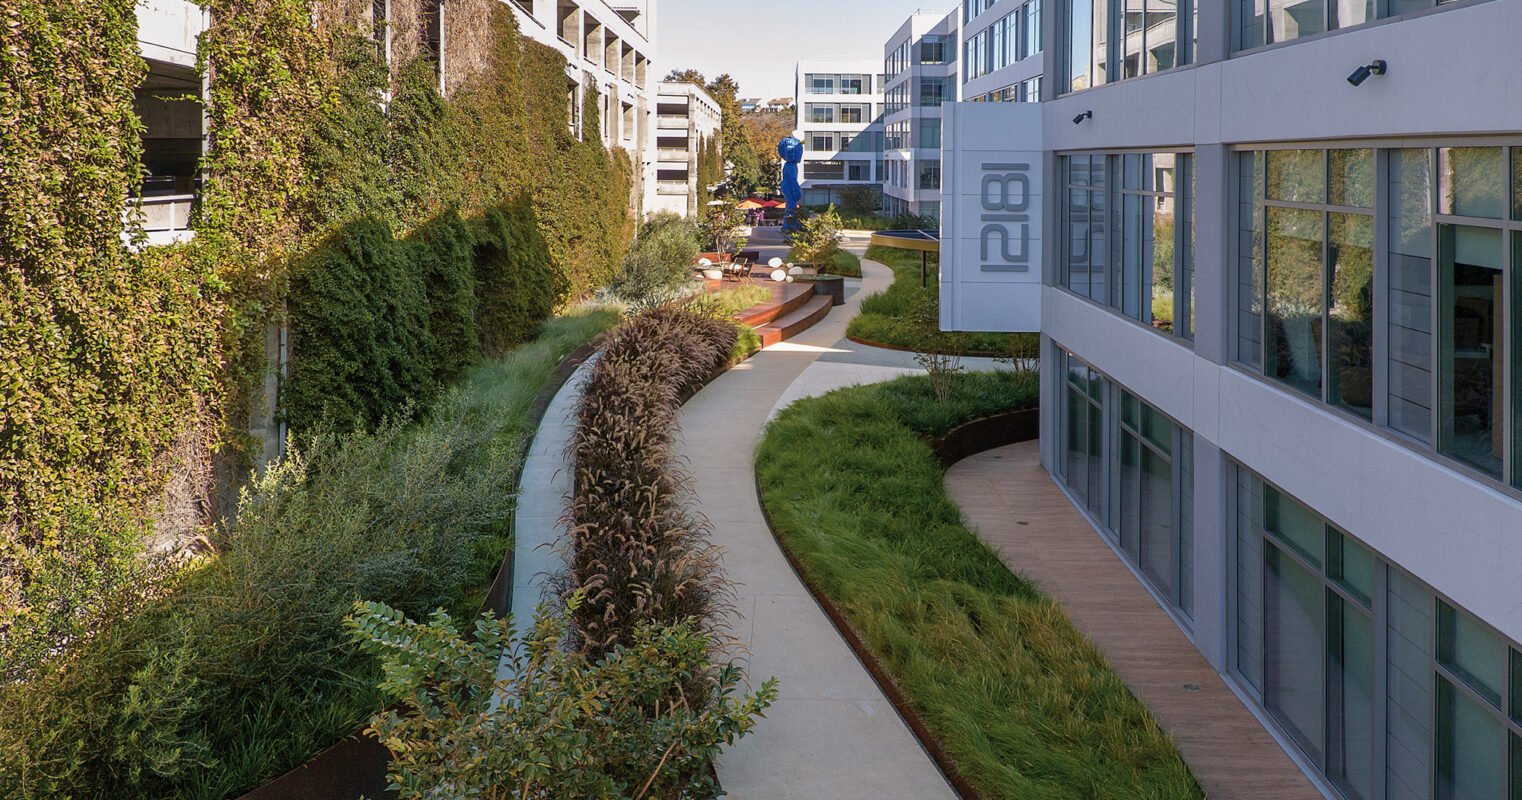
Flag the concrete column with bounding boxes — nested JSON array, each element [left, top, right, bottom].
[[1189, 437, 1230, 672], [1191, 143, 1229, 366]]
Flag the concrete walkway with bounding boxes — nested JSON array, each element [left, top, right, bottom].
[[945, 441, 1324, 800], [674, 251, 958, 799]]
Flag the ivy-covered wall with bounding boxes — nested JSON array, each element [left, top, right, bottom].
[[2, 0, 636, 681], [0, 1, 224, 671]]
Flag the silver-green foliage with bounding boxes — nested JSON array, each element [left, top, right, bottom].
[[612, 213, 703, 312], [346, 596, 777, 800]]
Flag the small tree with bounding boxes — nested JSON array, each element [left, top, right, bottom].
[[700, 202, 745, 256], [787, 205, 843, 267], [613, 213, 701, 310]]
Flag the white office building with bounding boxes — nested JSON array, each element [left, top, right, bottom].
[[934, 0, 1522, 798], [647, 80, 723, 218], [882, 10, 958, 222], [794, 57, 886, 207], [959, 0, 1045, 102]]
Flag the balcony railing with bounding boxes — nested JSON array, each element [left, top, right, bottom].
[[126, 193, 196, 247]]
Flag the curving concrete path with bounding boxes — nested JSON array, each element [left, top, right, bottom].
[[674, 243, 959, 800]]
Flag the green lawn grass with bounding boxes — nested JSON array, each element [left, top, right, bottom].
[[849, 245, 1033, 356], [823, 249, 861, 277], [687, 284, 772, 318], [756, 372, 1203, 800]]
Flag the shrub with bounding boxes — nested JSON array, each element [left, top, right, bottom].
[[347, 598, 776, 800], [612, 213, 702, 310], [0, 396, 513, 798], [787, 204, 843, 267], [849, 245, 1024, 356], [0, 312, 620, 799], [409, 209, 480, 387], [567, 309, 739, 659], [474, 195, 565, 356], [284, 218, 431, 435]]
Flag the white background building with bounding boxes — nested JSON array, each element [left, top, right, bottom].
[[793, 57, 885, 207], [882, 9, 958, 222], [647, 80, 722, 218]]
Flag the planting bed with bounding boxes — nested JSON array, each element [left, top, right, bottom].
[[755, 372, 1203, 800]]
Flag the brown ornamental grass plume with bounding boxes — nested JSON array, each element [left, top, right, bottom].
[[564, 308, 739, 660]]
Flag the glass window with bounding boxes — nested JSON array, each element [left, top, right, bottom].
[[1268, 149, 1325, 204], [1436, 679, 1507, 800], [920, 36, 948, 64], [1266, 206, 1325, 398], [1439, 600, 1508, 708], [918, 160, 941, 190], [1388, 149, 1435, 442], [1330, 149, 1374, 208], [1327, 530, 1373, 608], [1441, 147, 1507, 220], [1236, 467, 1376, 800], [1241, 0, 1380, 49], [1059, 354, 1193, 615], [1064, 153, 1192, 341], [1513, 150, 1522, 222], [1241, 149, 1377, 416], [919, 119, 941, 150], [1329, 213, 1375, 417], [1027, 0, 1044, 57], [1437, 224, 1503, 477], [1065, 0, 1108, 91]]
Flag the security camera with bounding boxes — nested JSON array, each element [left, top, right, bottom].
[[1072, 110, 1092, 125], [1347, 59, 1387, 86]]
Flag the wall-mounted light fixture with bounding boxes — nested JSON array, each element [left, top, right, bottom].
[[1072, 110, 1093, 125], [1347, 59, 1387, 87]]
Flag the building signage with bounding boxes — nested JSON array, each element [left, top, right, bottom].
[[939, 102, 1043, 333]]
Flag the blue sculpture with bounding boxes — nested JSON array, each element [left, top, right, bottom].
[[778, 133, 804, 235]]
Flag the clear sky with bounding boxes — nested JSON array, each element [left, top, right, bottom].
[[657, 0, 947, 100]]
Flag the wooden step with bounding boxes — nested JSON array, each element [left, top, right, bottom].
[[755, 295, 832, 347], [735, 283, 815, 328]]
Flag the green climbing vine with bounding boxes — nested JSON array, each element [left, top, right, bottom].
[[0, 1, 224, 674]]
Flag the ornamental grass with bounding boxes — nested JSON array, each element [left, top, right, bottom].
[[565, 308, 739, 660]]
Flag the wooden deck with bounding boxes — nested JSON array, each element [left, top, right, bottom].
[[945, 441, 1325, 800]]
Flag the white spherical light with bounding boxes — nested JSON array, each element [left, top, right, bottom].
[[768, 257, 783, 268]]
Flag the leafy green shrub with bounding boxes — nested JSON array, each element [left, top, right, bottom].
[[823, 249, 862, 277], [409, 208, 481, 387], [612, 212, 702, 310], [568, 309, 739, 658], [474, 195, 565, 356], [787, 204, 843, 266], [347, 597, 776, 799], [284, 218, 431, 434]]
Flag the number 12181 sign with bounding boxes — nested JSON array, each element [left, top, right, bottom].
[[980, 162, 1031, 272]]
